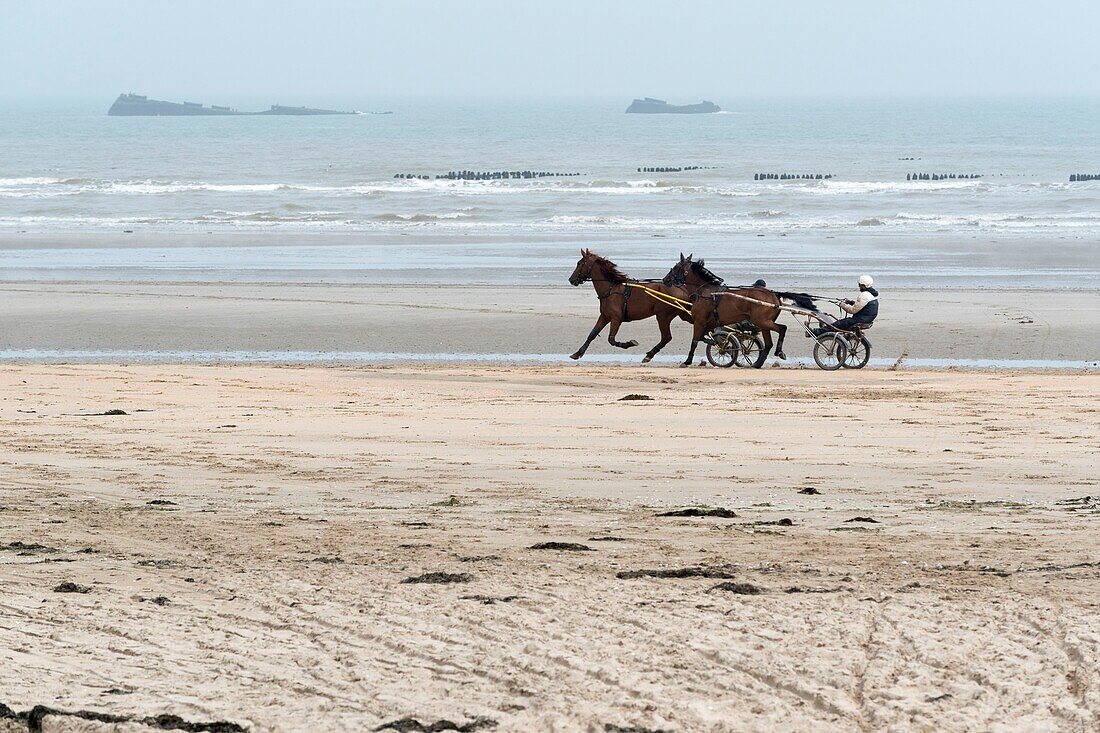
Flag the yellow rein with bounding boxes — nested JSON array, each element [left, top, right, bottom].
[[624, 283, 693, 315]]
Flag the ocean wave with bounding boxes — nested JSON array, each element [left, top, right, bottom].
[[0, 178, 299, 198], [108, 181, 292, 194], [0, 190, 82, 199], [0, 177, 65, 186], [890, 212, 1100, 229], [371, 211, 474, 222], [194, 209, 352, 224], [0, 215, 144, 227], [0, 211, 359, 227], [582, 178, 678, 189], [3, 175, 1082, 203], [540, 213, 829, 231], [0, 176, 715, 199], [0, 176, 78, 198], [5, 209, 1100, 234], [811, 180, 987, 195]]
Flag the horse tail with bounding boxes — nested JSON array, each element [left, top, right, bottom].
[[775, 291, 818, 311]]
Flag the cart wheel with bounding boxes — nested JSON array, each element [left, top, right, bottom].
[[813, 334, 847, 370], [735, 335, 764, 368], [705, 336, 738, 368], [842, 334, 871, 369]]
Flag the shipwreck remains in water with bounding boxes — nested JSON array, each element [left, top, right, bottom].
[[625, 97, 720, 114], [107, 93, 357, 116]]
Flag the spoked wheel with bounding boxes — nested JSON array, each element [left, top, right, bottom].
[[842, 334, 871, 369], [705, 335, 738, 368], [735, 335, 765, 368], [813, 333, 848, 370]]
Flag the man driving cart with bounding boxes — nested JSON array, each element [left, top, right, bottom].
[[812, 275, 878, 335]]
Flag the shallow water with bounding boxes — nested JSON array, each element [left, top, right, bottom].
[[1, 349, 1095, 371]]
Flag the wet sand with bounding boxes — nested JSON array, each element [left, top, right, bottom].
[[2, 364, 1099, 731], [2, 281, 1098, 363]]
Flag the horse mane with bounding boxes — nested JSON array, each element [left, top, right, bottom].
[[589, 253, 632, 283], [689, 259, 724, 285]]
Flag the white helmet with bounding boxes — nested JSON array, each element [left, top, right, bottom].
[[858, 275, 874, 287]]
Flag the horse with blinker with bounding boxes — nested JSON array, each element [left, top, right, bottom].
[[567, 249, 693, 362], [663, 253, 817, 368]]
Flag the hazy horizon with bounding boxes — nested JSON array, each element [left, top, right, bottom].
[[3, 0, 1099, 101]]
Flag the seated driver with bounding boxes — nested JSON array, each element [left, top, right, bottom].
[[813, 275, 878, 335]]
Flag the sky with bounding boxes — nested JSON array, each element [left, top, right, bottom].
[[2, 0, 1098, 101]]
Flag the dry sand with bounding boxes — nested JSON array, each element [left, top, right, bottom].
[[2, 363, 1099, 732], [1, 281, 1098, 362]]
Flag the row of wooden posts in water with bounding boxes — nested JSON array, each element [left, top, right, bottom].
[[907, 173, 982, 180], [395, 170, 1097, 183], [636, 166, 713, 173], [754, 173, 834, 180], [393, 171, 582, 180]]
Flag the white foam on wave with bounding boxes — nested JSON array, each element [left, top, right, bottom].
[[7, 207, 1100, 234], [812, 179, 987, 195], [0, 179, 298, 198], [0, 177, 65, 187], [2, 175, 1071, 203], [194, 209, 352, 225], [110, 181, 291, 194], [0, 176, 704, 199], [891, 211, 1100, 229], [371, 211, 475, 222]]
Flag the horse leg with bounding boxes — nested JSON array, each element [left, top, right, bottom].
[[570, 314, 608, 360], [607, 318, 638, 349], [681, 318, 705, 367], [642, 312, 674, 363], [774, 322, 788, 360], [754, 327, 774, 368]]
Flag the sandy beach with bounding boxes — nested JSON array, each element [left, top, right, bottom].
[[2, 363, 1098, 731], [7, 2, 1100, 731]]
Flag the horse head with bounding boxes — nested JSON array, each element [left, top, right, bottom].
[[569, 248, 595, 286], [662, 252, 693, 286]]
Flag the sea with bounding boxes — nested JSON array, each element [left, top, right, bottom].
[[2, 95, 1099, 288]]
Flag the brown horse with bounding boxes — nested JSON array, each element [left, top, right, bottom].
[[568, 249, 693, 362], [662, 253, 817, 368]]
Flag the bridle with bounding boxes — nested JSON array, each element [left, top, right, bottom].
[[574, 259, 627, 300], [665, 262, 719, 301]]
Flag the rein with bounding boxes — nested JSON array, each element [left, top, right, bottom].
[[624, 283, 693, 315], [582, 273, 694, 317]]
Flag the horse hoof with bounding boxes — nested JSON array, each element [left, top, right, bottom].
[[627, 340, 639, 348], [569, 353, 582, 360], [641, 355, 652, 364], [776, 350, 786, 360], [679, 362, 691, 368]]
